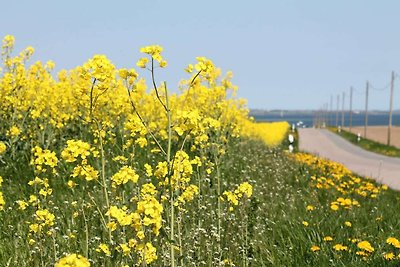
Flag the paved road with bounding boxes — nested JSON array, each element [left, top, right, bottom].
[[298, 128, 400, 190]]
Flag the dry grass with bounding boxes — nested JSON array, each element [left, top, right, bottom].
[[344, 126, 400, 148]]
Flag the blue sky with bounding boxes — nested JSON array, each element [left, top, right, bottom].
[[1, 0, 400, 110]]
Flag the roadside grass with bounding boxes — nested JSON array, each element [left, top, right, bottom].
[[328, 127, 400, 158], [3, 34, 399, 266], [1, 137, 400, 266], [227, 140, 400, 266]]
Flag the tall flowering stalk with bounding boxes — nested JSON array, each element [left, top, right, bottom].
[[136, 45, 179, 266], [83, 55, 117, 244], [0, 35, 262, 266]]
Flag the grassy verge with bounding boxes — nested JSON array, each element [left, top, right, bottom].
[[1, 138, 400, 266], [328, 127, 400, 157], [225, 140, 400, 266]]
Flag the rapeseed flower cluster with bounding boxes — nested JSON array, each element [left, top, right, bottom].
[[31, 146, 58, 174], [8, 125, 21, 137], [61, 140, 97, 162], [136, 193, 163, 236], [241, 121, 290, 147], [28, 177, 53, 197], [55, 254, 90, 267], [111, 166, 139, 188], [223, 182, 253, 211], [61, 140, 99, 181], [0, 35, 292, 266], [176, 184, 199, 206]]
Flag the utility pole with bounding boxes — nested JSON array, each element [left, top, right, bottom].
[[313, 110, 316, 128], [364, 81, 369, 138], [325, 102, 329, 127], [336, 94, 339, 127], [388, 71, 395, 146], [341, 91, 345, 128], [330, 95, 333, 127], [320, 107, 323, 128], [349, 87, 353, 133], [320, 105, 323, 128]]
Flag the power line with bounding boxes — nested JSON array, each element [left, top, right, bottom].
[[353, 87, 365, 96], [369, 81, 391, 91]]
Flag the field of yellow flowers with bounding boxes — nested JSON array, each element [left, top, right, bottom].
[[1, 35, 400, 266]]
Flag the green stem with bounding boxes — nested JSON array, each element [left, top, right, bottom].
[[82, 207, 89, 259], [88, 193, 108, 230], [177, 213, 183, 266], [89, 78, 97, 118], [52, 234, 57, 263], [215, 153, 222, 264], [165, 82, 175, 267], [197, 165, 202, 260], [242, 214, 248, 267], [88, 79, 111, 243], [151, 58, 168, 112], [126, 87, 166, 156], [94, 119, 112, 243]]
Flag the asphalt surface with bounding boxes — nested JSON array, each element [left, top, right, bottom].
[[298, 128, 400, 190]]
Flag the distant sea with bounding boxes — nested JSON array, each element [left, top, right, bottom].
[[252, 112, 400, 128]]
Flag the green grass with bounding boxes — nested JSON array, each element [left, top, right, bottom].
[[329, 127, 400, 158], [223, 140, 400, 266], [1, 137, 400, 266]]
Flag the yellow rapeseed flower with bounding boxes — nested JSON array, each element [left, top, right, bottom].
[[55, 254, 90, 267], [136, 242, 157, 264], [17, 200, 28, 210], [67, 180, 77, 188], [177, 184, 199, 205], [8, 126, 21, 137], [136, 57, 148, 68], [96, 243, 111, 256], [140, 45, 163, 62], [2, 35, 15, 49], [119, 243, 131, 255], [61, 140, 93, 163], [72, 165, 98, 181], [111, 166, 139, 188], [35, 209, 55, 226]]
